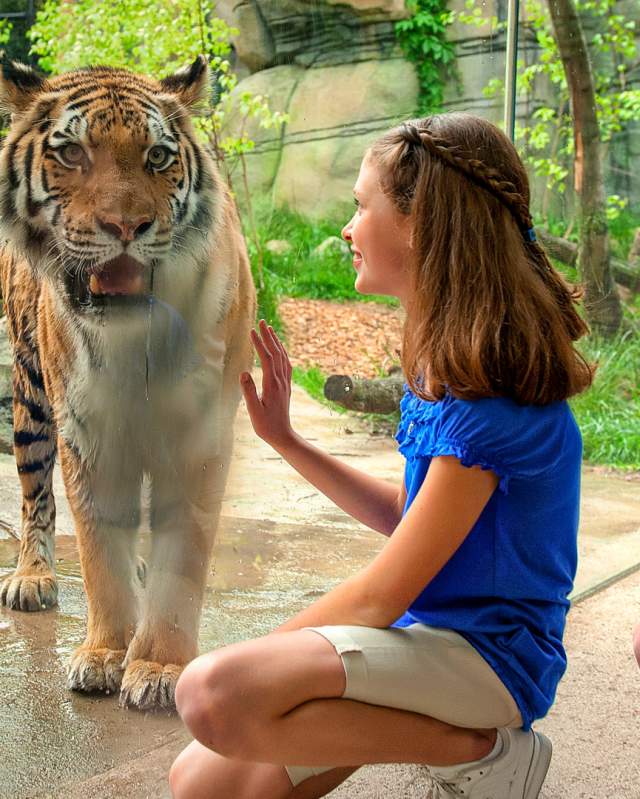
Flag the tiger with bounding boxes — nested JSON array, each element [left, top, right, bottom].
[[0, 55, 256, 710]]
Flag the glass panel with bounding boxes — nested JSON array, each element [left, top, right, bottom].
[[0, 1, 637, 795]]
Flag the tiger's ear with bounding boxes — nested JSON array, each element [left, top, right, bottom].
[[0, 57, 46, 114], [159, 56, 210, 111]]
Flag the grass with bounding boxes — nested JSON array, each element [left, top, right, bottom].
[[241, 199, 640, 471], [571, 331, 640, 470]]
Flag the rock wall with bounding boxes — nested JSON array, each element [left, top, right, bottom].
[[217, 0, 640, 217], [217, 0, 418, 218]]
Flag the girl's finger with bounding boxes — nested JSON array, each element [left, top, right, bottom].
[[240, 372, 261, 413], [258, 319, 281, 361], [262, 322, 287, 364], [264, 323, 286, 374], [258, 320, 287, 382], [269, 326, 293, 378], [250, 327, 273, 370]]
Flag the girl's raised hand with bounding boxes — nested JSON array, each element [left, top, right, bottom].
[[240, 319, 295, 451]]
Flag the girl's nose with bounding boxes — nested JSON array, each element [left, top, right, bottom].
[[341, 217, 353, 242]]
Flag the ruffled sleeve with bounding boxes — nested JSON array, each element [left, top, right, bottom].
[[395, 389, 576, 496]]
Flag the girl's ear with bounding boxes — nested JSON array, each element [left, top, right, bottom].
[[159, 55, 210, 112], [0, 57, 46, 115]]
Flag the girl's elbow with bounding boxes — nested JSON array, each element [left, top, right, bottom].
[[357, 585, 408, 628]]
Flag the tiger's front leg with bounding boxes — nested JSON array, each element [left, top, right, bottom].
[[0, 341, 58, 612], [120, 451, 228, 711], [59, 439, 143, 695]]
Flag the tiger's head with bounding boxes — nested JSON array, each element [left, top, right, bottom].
[[0, 56, 219, 320]]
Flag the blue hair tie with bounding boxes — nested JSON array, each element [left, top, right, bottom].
[[524, 227, 537, 242]]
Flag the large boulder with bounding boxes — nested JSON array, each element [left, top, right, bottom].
[[272, 58, 418, 217], [216, 0, 418, 217], [218, 0, 411, 73], [224, 59, 418, 218]]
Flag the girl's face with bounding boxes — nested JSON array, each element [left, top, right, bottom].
[[341, 155, 413, 304]]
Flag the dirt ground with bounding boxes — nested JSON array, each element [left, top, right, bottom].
[[278, 297, 404, 378]]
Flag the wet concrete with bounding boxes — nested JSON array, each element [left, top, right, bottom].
[[0, 380, 639, 798]]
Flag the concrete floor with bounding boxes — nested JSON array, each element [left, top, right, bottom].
[[1, 381, 639, 798]]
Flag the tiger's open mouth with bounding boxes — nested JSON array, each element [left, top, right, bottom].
[[88, 254, 145, 296], [67, 253, 150, 310]]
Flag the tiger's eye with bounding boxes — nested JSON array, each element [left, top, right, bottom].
[[148, 146, 170, 168], [61, 144, 85, 164]]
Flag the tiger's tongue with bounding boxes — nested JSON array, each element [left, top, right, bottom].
[[89, 254, 144, 295]]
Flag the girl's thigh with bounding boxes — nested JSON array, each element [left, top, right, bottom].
[[176, 628, 348, 723]]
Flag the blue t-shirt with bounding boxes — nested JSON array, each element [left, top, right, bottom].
[[392, 387, 582, 730]]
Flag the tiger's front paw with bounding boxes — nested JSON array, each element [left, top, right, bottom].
[[68, 647, 126, 694], [119, 659, 183, 711], [0, 572, 58, 611]]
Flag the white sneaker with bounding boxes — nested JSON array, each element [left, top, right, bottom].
[[428, 727, 552, 798]]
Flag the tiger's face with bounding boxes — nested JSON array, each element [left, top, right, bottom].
[[0, 57, 216, 320]]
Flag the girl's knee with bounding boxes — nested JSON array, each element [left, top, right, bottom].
[[175, 650, 258, 756], [168, 748, 195, 799]]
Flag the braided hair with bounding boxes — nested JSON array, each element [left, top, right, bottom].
[[368, 112, 593, 405]]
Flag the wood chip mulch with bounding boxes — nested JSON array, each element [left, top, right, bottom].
[[278, 298, 404, 379]]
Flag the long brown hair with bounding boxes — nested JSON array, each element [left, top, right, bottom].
[[368, 112, 594, 405]]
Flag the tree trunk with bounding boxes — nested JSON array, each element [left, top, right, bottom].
[[547, 0, 622, 337], [324, 375, 404, 414]]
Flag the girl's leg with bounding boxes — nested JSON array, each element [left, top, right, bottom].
[[174, 629, 495, 769], [169, 740, 357, 799]]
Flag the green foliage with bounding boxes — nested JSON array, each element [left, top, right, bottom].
[[570, 331, 640, 469], [0, 15, 12, 49], [395, 0, 456, 114], [28, 0, 233, 75], [606, 205, 640, 261], [460, 0, 639, 231]]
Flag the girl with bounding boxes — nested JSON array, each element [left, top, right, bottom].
[[169, 112, 593, 799]]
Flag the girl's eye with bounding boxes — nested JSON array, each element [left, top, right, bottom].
[[59, 143, 85, 166], [147, 146, 172, 169]]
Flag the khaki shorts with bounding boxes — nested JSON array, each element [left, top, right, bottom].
[[285, 623, 522, 788]]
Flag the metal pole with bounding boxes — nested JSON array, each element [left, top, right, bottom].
[[503, 0, 520, 141]]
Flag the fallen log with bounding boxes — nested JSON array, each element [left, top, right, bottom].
[[324, 375, 404, 414], [538, 228, 640, 292]]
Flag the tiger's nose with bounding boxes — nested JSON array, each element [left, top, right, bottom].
[[97, 214, 155, 242]]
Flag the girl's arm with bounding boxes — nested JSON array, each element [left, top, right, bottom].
[[272, 454, 498, 633], [240, 321, 406, 536]]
